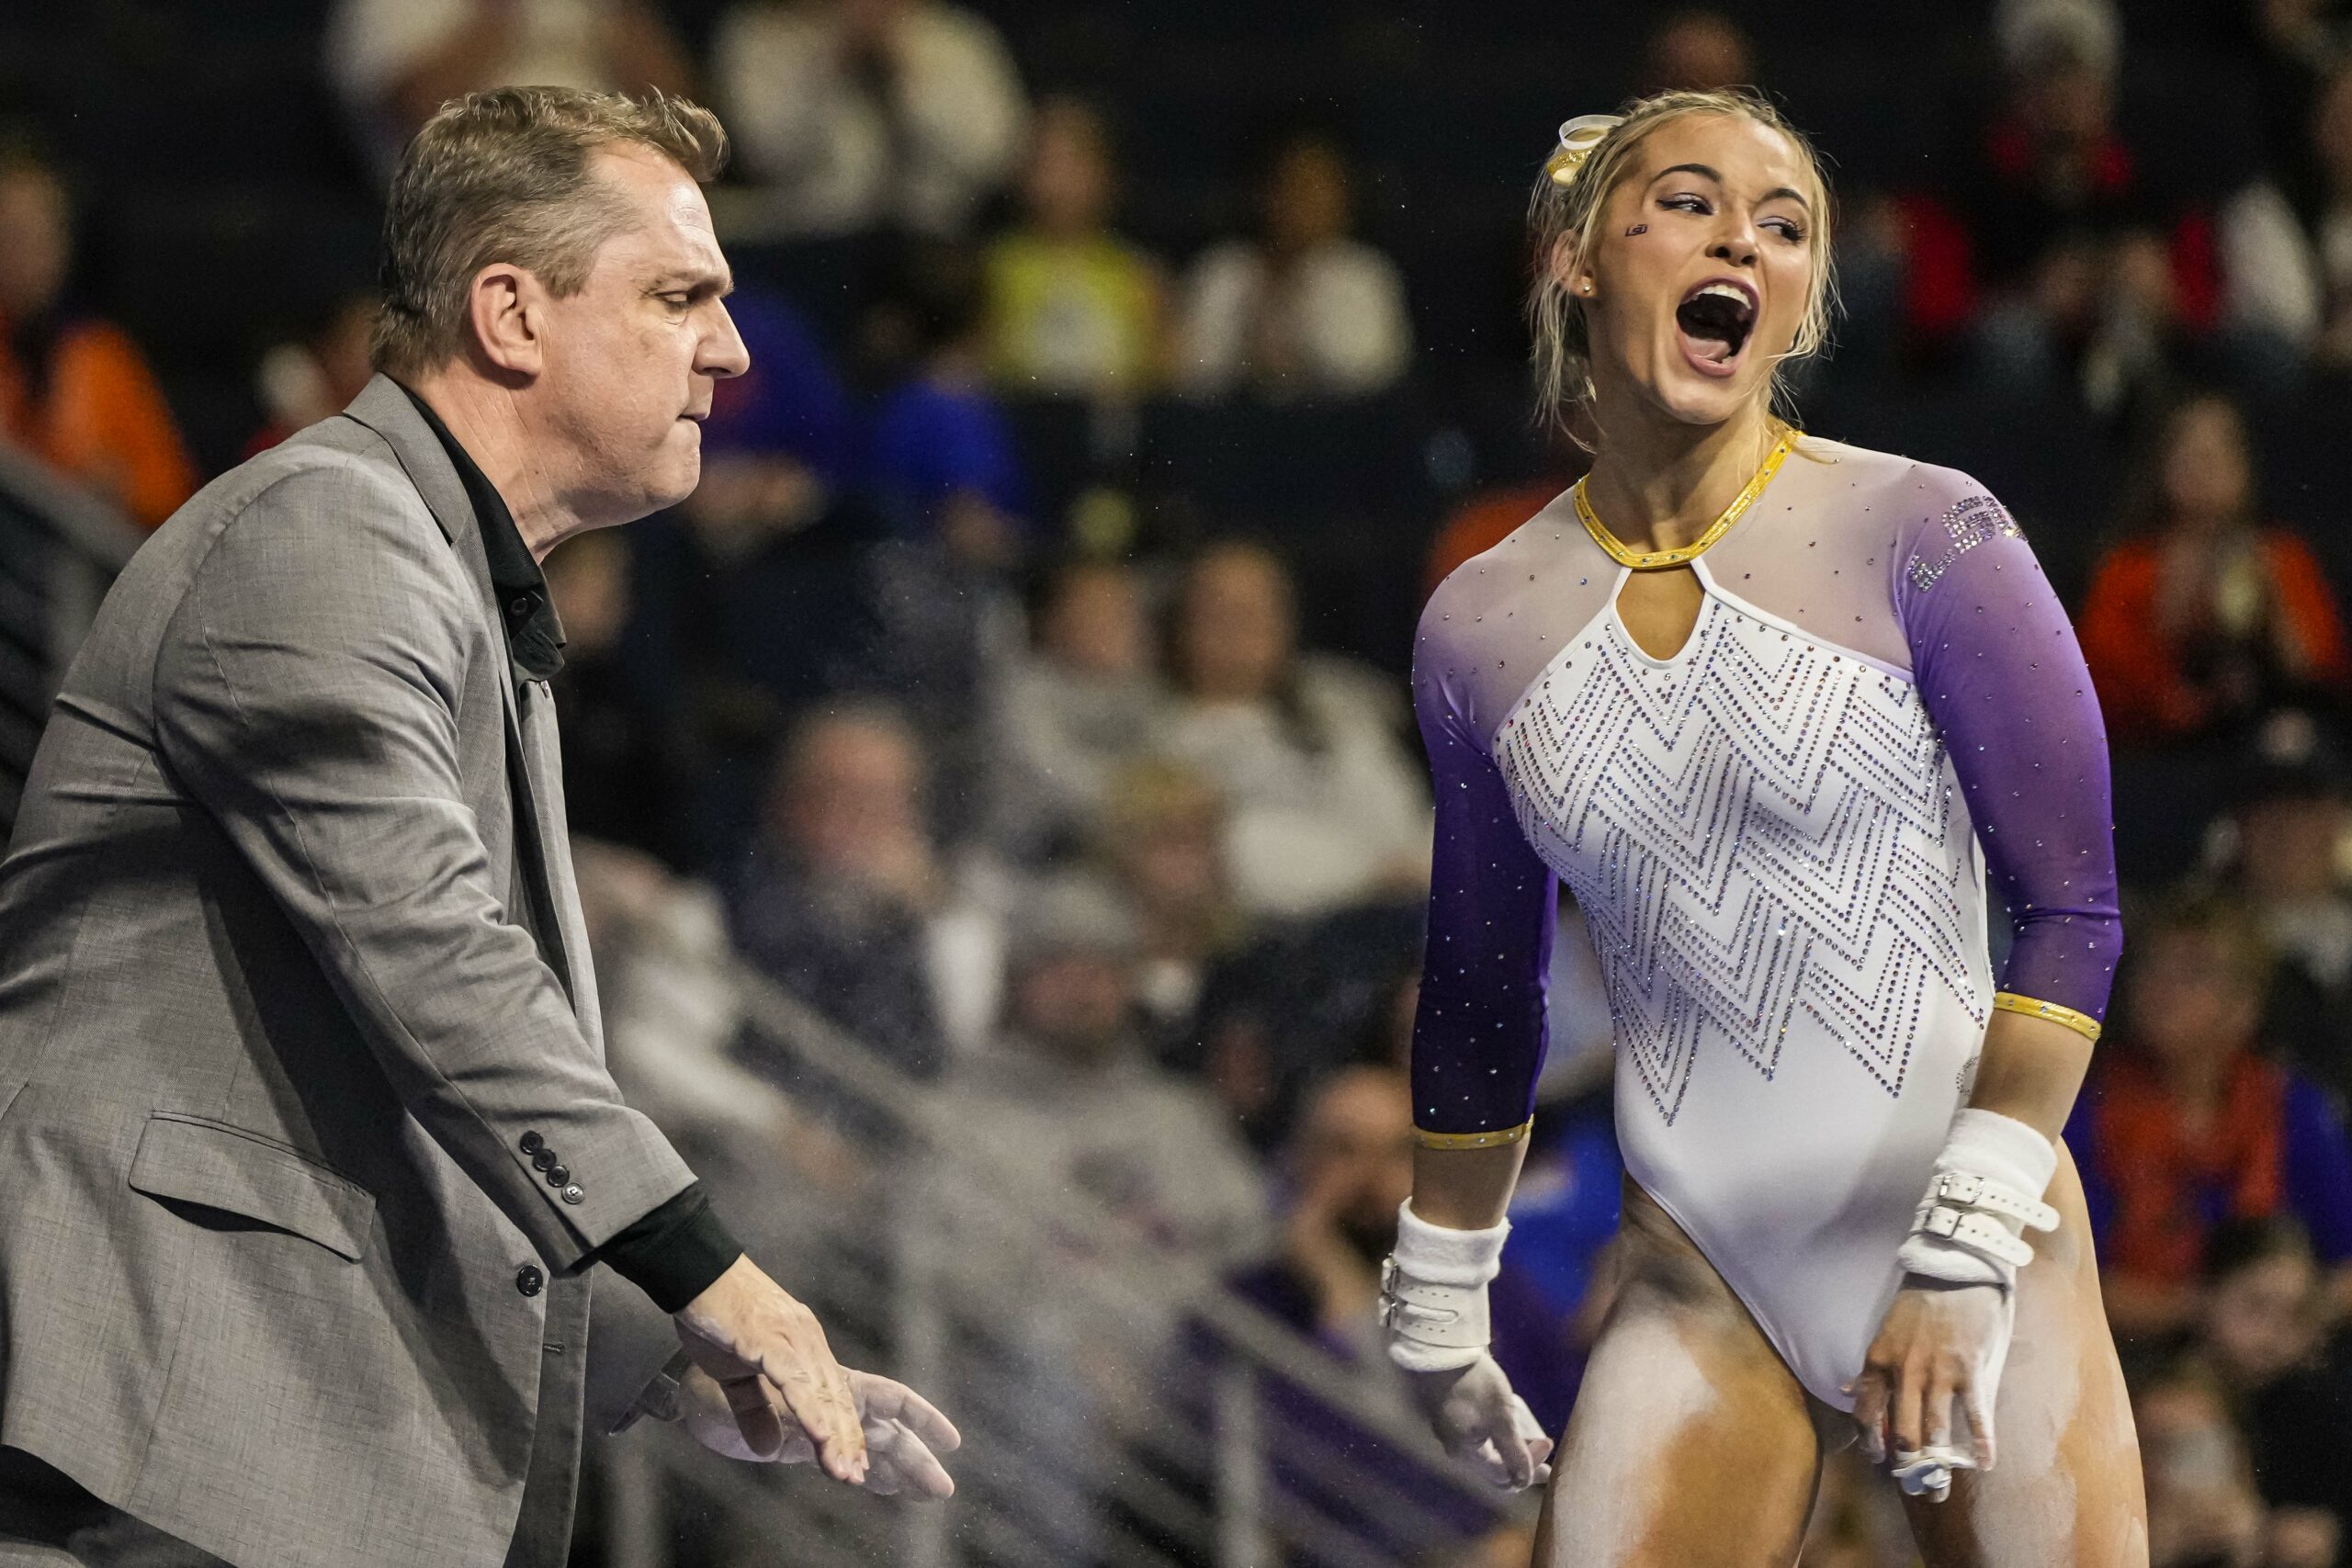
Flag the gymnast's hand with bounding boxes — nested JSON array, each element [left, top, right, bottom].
[[674, 1254, 871, 1484], [1848, 1277, 2013, 1502], [1403, 1356, 1555, 1491], [679, 1361, 963, 1497]]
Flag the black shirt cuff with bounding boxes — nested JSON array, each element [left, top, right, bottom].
[[593, 1182, 745, 1313]]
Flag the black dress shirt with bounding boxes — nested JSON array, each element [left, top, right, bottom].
[[399, 383, 741, 1314]]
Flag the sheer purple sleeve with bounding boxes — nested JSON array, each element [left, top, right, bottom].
[[1408, 593, 1560, 1139], [1893, 471, 2121, 1032]]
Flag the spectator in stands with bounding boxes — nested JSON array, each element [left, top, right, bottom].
[[2166, 53, 2352, 386], [544, 528, 697, 870], [2251, 0, 2352, 213], [944, 874, 1263, 1272], [2136, 1360, 2269, 1568], [714, 0, 1027, 241], [0, 142, 196, 528], [1176, 132, 1413, 400], [2220, 711, 2352, 1109], [1977, 0, 2336, 394], [729, 701, 1000, 1078], [326, 0, 693, 178], [1154, 541, 1430, 918], [1091, 758, 1248, 1054], [989, 558, 1165, 862], [983, 96, 1168, 400], [243, 291, 379, 457], [2271, 58, 2352, 374], [1994, 0, 2120, 67], [1955, 6, 2215, 411], [2067, 887, 2352, 1341], [1638, 9, 1756, 96], [1205, 1066, 1573, 1562], [2079, 391, 2351, 747], [2191, 1217, 2348, 1568], [865, 240, 1029, 564]]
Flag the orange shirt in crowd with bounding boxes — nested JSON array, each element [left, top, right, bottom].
[[0, 314, 198, 528], [2078, 1051, 2289, 1290], [2076, 529, 2352, 746]]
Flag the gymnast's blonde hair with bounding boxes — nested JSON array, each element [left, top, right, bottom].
[[1526, 86, 1838, 439]]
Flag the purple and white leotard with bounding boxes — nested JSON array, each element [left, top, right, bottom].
[[1409, 434, 2120, 1410]]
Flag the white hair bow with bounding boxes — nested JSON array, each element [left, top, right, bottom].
[[1546, 114, 1625, 187]]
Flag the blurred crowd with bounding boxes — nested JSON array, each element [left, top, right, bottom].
[[10, 0, 2352, 1562]]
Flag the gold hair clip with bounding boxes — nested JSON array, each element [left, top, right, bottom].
[[1545, 114, 1624, 187]]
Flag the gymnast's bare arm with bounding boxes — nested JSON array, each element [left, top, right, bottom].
[[1410, 1141, 1532, 1232]]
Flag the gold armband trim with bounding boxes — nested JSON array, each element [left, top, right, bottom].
[[1413, 1119, 1534, 1151], [1993, 992, 2102, 1043]]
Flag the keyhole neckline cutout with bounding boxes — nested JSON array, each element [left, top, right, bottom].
[[1610, 561, 1712, 664], [1573, 424, 1801, 571]]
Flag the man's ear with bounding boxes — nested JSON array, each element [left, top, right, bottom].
[[466, 262, 545, 378]]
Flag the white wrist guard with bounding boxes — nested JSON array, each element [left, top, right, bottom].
[[1894, 1108, 2060, 1293], [1380, 1200, 1509, 1373]]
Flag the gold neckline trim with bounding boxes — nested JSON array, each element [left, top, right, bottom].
[[1573, 427, 1799, 571]]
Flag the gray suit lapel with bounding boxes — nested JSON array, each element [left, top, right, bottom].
[[338, 376, 590, 1021], [339, 377, 526, 699], [518, 683, 601, 1052]]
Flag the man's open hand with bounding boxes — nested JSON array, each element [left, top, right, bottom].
[[679, 1362, 962, 1497], [673, 1254, 867, 1483]]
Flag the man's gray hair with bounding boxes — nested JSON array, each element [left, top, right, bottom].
[[371, 85, 729, 380]]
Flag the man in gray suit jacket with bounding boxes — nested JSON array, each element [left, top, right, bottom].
[[0, 88, 954, 1567]]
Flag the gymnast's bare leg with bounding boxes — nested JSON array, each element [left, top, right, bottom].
[[1531, 1179, 1824, 1568], [1531, 1150, 2146, 1567]]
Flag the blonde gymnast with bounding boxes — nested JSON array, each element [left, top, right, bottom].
[[1384, 89, 2147, 1566]]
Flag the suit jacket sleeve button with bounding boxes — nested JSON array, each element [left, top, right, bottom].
[[520, 1132, 545, 1155], [544, 1165, 570, 1186], [532, 1150, 557, 1172], [560, 1184, 584, 1205], [515, 1265, 545, 1297]]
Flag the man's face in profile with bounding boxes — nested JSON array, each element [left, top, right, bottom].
[[537, 144, 748, 525]]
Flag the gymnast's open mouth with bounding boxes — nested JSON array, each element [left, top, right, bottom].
[[1676, 277, 1757, 375]]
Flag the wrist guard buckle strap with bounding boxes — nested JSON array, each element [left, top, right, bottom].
[[1924, 1170, 2058, 1234], [1378, 1258, 1493, 1350], [1911, 1203, 2038, 1269]]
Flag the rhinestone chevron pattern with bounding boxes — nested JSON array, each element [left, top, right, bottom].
[[1494, 593, 1989, 1125]]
